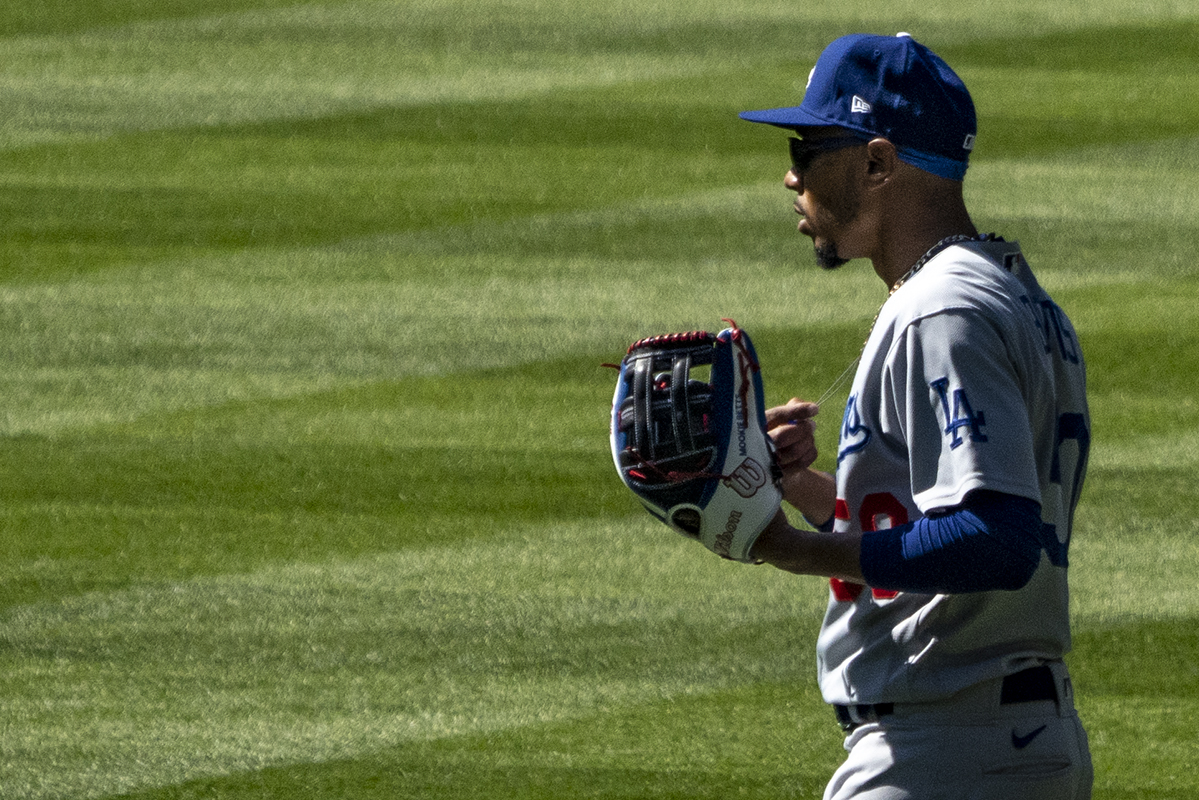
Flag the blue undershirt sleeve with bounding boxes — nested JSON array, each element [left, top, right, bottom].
[[859, 490, 1044, 594]]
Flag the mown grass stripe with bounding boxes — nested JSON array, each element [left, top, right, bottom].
[[1, 127, 1193, 438], [1, 4, 1192, 151], [0, 518, 824, 799], [91, 679, 843, 800], [2, 516, 1195, 799]]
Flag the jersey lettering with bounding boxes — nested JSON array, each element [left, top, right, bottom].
[[838, 394, 872, 464], [930, 377, 988, 449], [1041, 300, 1080, 364], [1003, 251, 1027, 272], [1022, 295, 1080, 364]]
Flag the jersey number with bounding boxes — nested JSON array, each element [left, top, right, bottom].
[[1041, 412, 1090, 568], [830, 492, 904, 602]]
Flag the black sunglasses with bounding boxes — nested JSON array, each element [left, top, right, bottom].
[[788, 135, 868, 174]]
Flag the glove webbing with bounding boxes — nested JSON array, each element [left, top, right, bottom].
[[624, 335, 718, 484]]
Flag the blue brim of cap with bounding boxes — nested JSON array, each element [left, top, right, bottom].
[[740, 106, 970, 180], [738, 107, 835, 129]]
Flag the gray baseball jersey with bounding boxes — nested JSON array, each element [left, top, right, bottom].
[[818, 239, 1089, 706]]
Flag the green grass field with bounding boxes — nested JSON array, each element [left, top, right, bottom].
[[1, 1, 1197, 797]]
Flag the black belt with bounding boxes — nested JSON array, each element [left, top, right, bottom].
[[834, 665, 1059, 732]]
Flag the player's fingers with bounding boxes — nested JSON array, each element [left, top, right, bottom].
[[769, 418, 818, 469], [787, 439, 819, 470], [765, 398, 820, 430], [768, 417, 814, 448]]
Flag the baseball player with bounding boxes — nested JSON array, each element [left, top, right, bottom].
[[739, 34, 1094, 798]]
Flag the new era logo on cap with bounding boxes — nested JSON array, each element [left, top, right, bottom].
[[851, 96, 872, 114]]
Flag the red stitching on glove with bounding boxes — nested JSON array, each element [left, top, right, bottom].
[[626, 330, 714, 354]]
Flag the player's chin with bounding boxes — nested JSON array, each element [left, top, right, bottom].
[[813, 241, 850, 270]]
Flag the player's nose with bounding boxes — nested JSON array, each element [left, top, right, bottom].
[[784, 169, 802, 193]]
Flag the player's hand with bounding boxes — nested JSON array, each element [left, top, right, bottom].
[[765, 399, 836, 524], [765, 398, 820, 472]]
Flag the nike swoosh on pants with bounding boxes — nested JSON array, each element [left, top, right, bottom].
[[1011, 724, 1048, 749]]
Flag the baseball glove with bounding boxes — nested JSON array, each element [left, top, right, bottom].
[[609, 322, 782, 563]]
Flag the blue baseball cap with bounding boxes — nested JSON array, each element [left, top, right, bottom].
[[740, 33, 976, 180]]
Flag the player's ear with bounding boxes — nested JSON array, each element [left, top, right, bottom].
[[863, 138, 900, 185]]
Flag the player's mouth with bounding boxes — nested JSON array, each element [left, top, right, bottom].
[[795, 203, 812, 236]]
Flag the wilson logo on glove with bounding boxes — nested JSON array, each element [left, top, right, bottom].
[[608, 321, 783, 563], [726, 458, 770, 498]]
